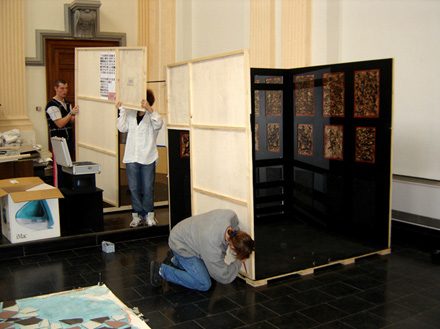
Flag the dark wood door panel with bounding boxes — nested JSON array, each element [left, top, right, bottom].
[[45, 39, 119, 102]]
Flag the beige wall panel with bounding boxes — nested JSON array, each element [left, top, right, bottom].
[[141, 0, 175, 82], [191, 54, 248, 127], [193, 191, 250, 235], [167, 64, 190, 126], [76, 99, 117, 152], [249, 0, 275, 68], [76, 49, 111, 98], [119, 48, 147, 107], [77, 147, 118, 206], [281, 0, 311, 68], [191, 128, 249, 201], [0, 0, 32, 131]]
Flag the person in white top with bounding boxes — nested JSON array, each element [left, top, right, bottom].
[[116, 89, 163, 227]]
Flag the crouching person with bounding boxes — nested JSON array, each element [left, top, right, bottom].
[[150, 209, 255, 291]]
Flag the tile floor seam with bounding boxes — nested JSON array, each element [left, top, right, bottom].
[[222, 309, 249, 328]]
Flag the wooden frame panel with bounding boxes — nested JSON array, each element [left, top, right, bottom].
[[119, 48, 147, 109], [76, 49, 110, 98], [191, 53, 248, 127], [191, 128, 249, 201], [76, 47, 147, 208], [76, 99, 117, 152], [167, 50, 255, 279], [167, 64, 190, 126], [77, 147, 118, 206]]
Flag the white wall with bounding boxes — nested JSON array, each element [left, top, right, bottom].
[[312, 0, 440, 181], [24, 0, 138, 149], [312, 0, 440, 221], [393, 179, 440, 220], [176, 0, 250, 61]]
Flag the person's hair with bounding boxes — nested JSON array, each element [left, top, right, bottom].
[[146, 89, 155, 106], [228, 229, 255, 260], [54, 79, 67, 88]]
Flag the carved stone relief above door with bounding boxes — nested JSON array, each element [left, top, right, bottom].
[[26, 0, 126, 66]]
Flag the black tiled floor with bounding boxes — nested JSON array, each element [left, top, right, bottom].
[[2, 238, 440, 329]]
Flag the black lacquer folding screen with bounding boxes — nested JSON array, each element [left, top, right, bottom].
[[251, 59, 392, 280]]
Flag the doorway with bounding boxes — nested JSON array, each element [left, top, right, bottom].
[[45, 39, 120, 105]]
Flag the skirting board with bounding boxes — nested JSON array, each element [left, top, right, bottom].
[[239, 248, 391, 287]]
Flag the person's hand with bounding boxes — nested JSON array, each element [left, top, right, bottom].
[[224, 245, 237, 265], [141, 99, 153, 113], [115, 101, 122, 109], [70, 105, 79, 116]]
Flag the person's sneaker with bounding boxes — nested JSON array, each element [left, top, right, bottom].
[[129, 213, 143, 228], [150, 261, 163, 287], [146, 212, 158, 227]]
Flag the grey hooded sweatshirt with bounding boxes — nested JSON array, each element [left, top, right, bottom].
[[168, 209, 242, 284]]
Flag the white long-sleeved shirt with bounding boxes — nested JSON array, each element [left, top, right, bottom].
[[117, 107, 163, 165]]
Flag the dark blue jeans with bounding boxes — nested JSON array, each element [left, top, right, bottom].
[[126, 162, 155, 217], [160, 253, 212, 291]]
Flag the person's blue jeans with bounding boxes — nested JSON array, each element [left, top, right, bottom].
[[160, 252, 212, 291], [126, 162, 155, 217]]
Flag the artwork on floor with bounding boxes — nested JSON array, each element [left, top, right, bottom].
[[265, 90, 283, 117], [324, 125, 344, 160], [354, 69, 380, 118], [323, 72, 345, 117], [266, 123, 281, 153], [355, 126, 376, 163], [255, 123, 260, 152], [254, 90, 261, 117], [0, 285, 150, 329], [297, 124, 313, 156], [179, 132, 190, 158], [294, 74, 315, 116]]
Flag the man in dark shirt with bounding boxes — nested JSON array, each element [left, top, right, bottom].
[[45, 80, 79, 186]]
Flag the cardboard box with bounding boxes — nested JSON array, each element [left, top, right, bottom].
[[0, 177, 63, 243]]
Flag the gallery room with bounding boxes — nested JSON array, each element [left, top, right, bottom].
[[1, 0, 440, 328]]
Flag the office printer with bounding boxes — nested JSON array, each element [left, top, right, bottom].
[[50, 137, 100, 190]]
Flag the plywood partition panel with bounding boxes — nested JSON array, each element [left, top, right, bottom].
[[191, 53, 248, 127], [190, 51, 254, 279], [191, 128, 249, 201], [76, 99, 117, 152], [167, 50, 254, 279], [76, 47, 147, 208], [77, 147, 118, 206], [119, 48, 147, 109], [167, 63, 190, 126], [76, 49, 114, 98]]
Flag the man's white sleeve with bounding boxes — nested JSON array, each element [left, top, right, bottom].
[[46, 106, 62, 121]]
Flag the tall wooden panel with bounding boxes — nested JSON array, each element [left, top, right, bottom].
[[75, 47, 147, 206], [167, 51, 255, 280]]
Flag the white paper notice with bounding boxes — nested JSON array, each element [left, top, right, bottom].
[[100, 52, 116, 100]]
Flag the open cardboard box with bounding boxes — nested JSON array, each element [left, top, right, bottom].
[[0, 177, 63, 243]]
